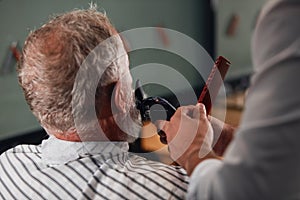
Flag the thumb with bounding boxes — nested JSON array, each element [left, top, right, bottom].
[[195, 103, 207, 119]]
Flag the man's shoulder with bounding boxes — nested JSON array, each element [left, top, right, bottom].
[[128, 153, 189, 179], [3, 144, 41, 155], [124, 154, 189, 198], [0, 143, 43, 178], [0, 144, 42, 167]]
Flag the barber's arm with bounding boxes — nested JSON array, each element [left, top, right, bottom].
[[159, 1, 300, 199], [210, 116, 236, 156]]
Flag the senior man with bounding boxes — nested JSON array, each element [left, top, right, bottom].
[[0, 7, 189, 199]]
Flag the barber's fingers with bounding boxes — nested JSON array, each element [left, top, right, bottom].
[[155, 104, 208, 144], [156, 104, 207, 132], [171, 105, 195, 120], [155, 120, 167, 132], [194, 103, 207, 119], [172, 103, 207, 120], [155, 119, 179, 144]]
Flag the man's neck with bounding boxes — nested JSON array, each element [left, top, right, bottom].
[[50, 116, 127, 142], [53, 132, 81, 142]]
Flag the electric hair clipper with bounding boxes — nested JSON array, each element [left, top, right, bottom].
[[135, 80, 176, 125]]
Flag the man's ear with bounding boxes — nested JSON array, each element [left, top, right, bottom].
[[114, 80, 127, 113]]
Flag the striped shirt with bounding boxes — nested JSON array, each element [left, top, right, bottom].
[[0, 136, 189, 200]]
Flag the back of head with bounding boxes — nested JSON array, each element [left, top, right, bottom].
[[18, 7, 140, 141]]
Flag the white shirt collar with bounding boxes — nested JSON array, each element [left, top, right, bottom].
[[41, 136, 129, 166]]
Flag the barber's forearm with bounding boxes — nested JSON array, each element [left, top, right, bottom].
[[213, 123, 236, 156]]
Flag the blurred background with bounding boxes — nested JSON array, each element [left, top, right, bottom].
[[0, 0, 266, 161]]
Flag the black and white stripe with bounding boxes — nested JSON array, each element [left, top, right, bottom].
[[0, 143, 189, 200]]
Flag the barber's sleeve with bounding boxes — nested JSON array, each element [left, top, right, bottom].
[[187, 159, 222, 200], [187, 1, 300, 199]]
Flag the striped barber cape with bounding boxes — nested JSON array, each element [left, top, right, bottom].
[[0, 136, 189, 199]]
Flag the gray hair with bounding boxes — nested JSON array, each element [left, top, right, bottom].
[[18, 8, 137, 138]]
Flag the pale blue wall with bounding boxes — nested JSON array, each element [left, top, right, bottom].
[[216, 0, 267, 78]]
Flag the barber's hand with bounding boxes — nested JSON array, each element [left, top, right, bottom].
[[156, 103, 218, 175], [209, 116, 235, 156]]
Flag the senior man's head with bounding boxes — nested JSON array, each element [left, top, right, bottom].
[[18, 8, 140, 142]]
